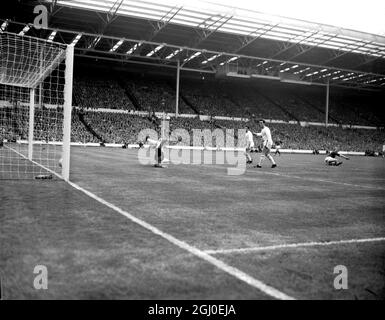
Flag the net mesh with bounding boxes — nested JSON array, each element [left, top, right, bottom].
[[0, 32, 68, 179]]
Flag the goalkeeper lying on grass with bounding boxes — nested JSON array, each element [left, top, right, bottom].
[[325, 150, 350, 166], [138, 135, 182, 168]]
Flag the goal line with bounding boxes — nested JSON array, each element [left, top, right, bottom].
[[0, 32, 73, 181]]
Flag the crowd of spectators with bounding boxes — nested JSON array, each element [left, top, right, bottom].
[[266, 123, 384, 152], [224, 87, 288, 120], [0, 106, 64, 142], [123, 79, 193, 114], [2, 73, 384, 153], [169, 117, 385, 152], [1, 107, 384, 152], [180, 80, 240, 117], [295, 89, 384, 127], [73, 77, 134, 110], [75, 111, 159, 144], [70, 74, 384, 128]]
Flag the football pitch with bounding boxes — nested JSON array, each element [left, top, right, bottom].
[[1, 147, 384, 299]]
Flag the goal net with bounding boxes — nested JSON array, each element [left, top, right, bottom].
[[0, 32, 73, 180]]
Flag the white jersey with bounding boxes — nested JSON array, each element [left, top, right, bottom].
[[258, 126, 273, 147], [147, 138, 162, 148], [245, 131, 254, 147], [325, 156, 336, 163]]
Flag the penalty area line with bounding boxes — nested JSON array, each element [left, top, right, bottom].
[[260, 170, 385, 191], [134, 157, 384, 190], [204, 237, 385, 255], [6, 145, 295, 300], [66, 179, 295, 300], [196, 162, 385, 191]]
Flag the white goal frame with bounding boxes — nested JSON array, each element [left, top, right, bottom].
[[0, 32, 74, 181], [61, 44, 74, 181]]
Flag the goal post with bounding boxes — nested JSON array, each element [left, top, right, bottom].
[[0, 31, 74, 180], [62, 44, 74, 181], [28, 87, 35, 161]]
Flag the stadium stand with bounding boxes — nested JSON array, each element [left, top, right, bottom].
[[70, 73, 384, 127], [2, 74, 384, 152], [65, 112, 385, 152], [73, 76, 135, 110], [123, 78, 194, 114]]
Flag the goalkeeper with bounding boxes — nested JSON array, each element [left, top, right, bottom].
[[325, 150, 350, 166], [139, 135, 182, 168]]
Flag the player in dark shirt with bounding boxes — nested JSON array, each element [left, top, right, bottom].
[[274, 140, 282, 156], [138, 135, 182, 168], [325, 150, 350, 166]]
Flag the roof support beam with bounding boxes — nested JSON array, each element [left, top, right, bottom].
[[260, 31, 321, 70], [87, 0, 124, 50], [233, 23, 279, 53], [202, 23, 278, 71], [76, 52, 215, 74], [146, 5, 182, 41], [351, 54, 384, 70], [191, 13, 233, 48], [281, 33, 338, 62], [267, 30, 320, 60], [49, 3, 63, 20], [106, 0, 124, 23], [4, 19, 384, 90], [320, 41, 375, 66]]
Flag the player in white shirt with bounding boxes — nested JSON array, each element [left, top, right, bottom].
[[245, 126, 254, 164], [253, 120, 277, 168]]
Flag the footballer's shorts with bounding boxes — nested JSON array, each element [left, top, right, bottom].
[[263, 141, 273, 154], [246, 141, 255, 151], [155, 147, 164, 163], [325, 156, 338, 165]]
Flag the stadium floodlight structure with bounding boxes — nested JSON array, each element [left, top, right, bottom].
[[0, 32, 74, 180]]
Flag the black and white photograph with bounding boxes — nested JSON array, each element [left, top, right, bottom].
[[0, 0, 384, 306]]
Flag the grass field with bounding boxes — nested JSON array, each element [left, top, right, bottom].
[[1, 146, 384, 299]]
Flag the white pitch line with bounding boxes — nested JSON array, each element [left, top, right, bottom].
[[189, 162, 385, 191], [67, 180, 294, 300], [257, 170, 385, 190], [127, 151, 384, 191], [100, 152, 385, 191], [204, 237, 385, 255], [6, 145, 294, 300], [135, 156, 385, 190], [4, 145, 62, 179], [132, 151, 382, 191]]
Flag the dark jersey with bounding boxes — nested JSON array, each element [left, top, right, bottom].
[[329, 151, 340, 158]]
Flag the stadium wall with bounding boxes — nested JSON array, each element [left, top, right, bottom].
[[10, 139, 366, 156]]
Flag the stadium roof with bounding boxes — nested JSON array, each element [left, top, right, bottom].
[[1, 0, 385, 90], [59, 0, 385, 56]]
